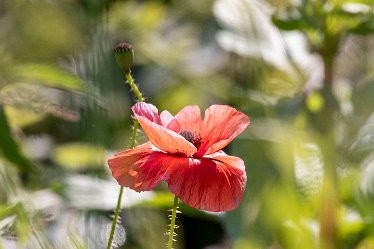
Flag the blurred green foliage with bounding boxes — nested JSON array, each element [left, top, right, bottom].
[[0, 0, 373, 248]]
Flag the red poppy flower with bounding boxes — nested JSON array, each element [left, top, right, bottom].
[[108, 102, 250, 212]]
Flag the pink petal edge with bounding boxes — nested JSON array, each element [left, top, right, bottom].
[[166, 105, 203, 134], [132, 102, 197, 155]]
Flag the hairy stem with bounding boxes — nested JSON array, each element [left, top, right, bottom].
[[125, 72, 143, 102], [107, 71, 143, 249], [106, 186, 124, 249], [167, 195, 179, 249]]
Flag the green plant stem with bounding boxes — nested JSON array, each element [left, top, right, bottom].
[[167, 195, 179, 249], [130, 121, 140, 147], [106, 71, 143, 249], [319, 58, 339, 249], [106, 186, 124, 249], [125, 72, 143, 102]]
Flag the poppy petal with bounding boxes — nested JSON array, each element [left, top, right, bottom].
[[197, 105, 249, 156], [207, 151, 246, 171], [108, 144, 190, 191], [132, 104, 197, 155], [167, 106, 203, 134], [132, 102, 162, 125], [166, 155, 247, 212], [108, 142, 154, 190], [160, 110, 174, 127], [135, 115, 197, 155]]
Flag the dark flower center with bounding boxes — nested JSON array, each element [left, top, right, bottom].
[[179, 130, 202, 148]]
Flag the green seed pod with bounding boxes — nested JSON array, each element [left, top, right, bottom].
[[114, 43, 134, 73]]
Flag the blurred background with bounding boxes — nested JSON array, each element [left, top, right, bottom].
[[0, 0, 373, 248]]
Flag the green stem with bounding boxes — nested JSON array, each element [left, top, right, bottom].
[[106, 186, 124, 249], [319, 57, 339, 249], [130, 120, 139, 147], [167, 195, 179, 249], [125, 71, 143, 102], [106, 71, 143, 249]]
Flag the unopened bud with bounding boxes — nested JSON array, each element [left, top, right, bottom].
[[114, 43, 134, 73]]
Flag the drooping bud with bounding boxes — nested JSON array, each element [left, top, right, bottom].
[[114, 43, 134, 73]]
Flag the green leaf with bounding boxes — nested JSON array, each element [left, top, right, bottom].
[[349, 18, 374, 34], [0, 106, 35, 173], [8, 64, 88, 93], [325, 8, 373, 35], [272, 17, 310, 31], [0, 204, 17, 219]]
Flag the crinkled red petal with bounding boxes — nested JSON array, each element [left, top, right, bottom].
[[196, 105, 250, 156], [166, 154, 247, 212]]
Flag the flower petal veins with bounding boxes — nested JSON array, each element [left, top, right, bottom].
[[109, 147, 246, 212], [166, 156, 246, 212]]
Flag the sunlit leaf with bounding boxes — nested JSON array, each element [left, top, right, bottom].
[[326, 10, 361, 35], [0, 107, 35, 173], [0, 204, 16, 221], [8, 64, 88, 93], [272, 17, 310, 31], [339, 206, 365, 247], [260, 67, 303, 99], [4, 106, 45, 128]]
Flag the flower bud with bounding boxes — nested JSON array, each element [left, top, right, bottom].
[[114, 43, 134, 73]]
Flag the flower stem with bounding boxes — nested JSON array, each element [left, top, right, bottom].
[[106, 71, 143, 249], [130, 120, 139, 147], [125, 72, 143, 102], [106, 186, 124, 249], [167, 195, 179, 249]]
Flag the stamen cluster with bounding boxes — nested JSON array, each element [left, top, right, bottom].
[[179, 130, 202, 149]]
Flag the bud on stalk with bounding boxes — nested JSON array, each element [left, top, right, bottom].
[[114, 43, 134, 73]]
